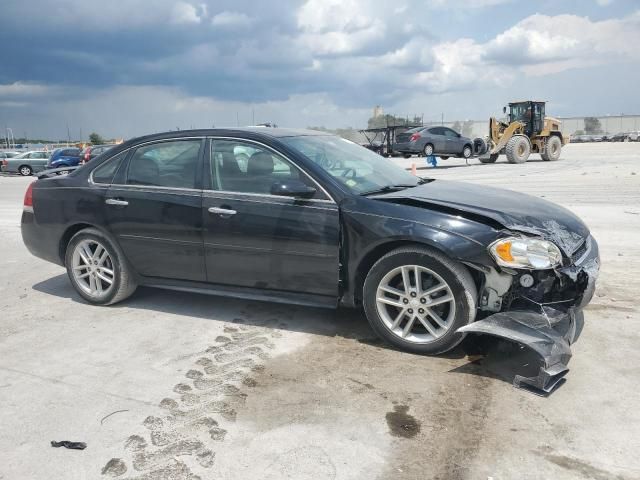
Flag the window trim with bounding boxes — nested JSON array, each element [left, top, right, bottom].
[[207, 136, 336, 204]]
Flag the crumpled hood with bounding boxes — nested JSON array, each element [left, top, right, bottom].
[[377, 180, 589, 255]]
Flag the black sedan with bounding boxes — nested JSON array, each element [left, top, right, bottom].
[[21, 128, 599, 393]]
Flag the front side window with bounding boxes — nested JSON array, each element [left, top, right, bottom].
[[443, 128, 458, 138], [281, 135, 421, 195], [210, 139, 324, 198], [126, 140, 201, 189]]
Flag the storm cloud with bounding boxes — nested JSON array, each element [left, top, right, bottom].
[[1, 0, 639, 138]]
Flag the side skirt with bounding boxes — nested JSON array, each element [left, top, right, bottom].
[[140, 277, 338, 310]]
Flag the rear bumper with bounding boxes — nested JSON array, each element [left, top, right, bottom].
[[21, 210, 64, 266]]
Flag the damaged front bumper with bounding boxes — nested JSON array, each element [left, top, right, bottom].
[[458, 236, 599, 395]]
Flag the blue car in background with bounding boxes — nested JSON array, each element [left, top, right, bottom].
[[48, 148, 81, 169]]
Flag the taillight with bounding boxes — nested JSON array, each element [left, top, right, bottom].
[[2, 159, 7, 167], [410, 133, 421, 142], [24, 182, 35, 212]]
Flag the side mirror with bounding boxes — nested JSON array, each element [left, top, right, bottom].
[[502, 106, 507, 114], [270, 179, 316, 199]]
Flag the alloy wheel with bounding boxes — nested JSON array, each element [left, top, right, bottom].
[[375, 265, 456, 344], [71, 239, 115, 298]]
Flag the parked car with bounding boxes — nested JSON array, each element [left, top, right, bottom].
[[80, 144, 117, 164], [0, 151, 20, 159], [48, 147, 81, 169], [21, 128, 599, 392], [1, 151, 50, 176], [393, 126, 473, 159]]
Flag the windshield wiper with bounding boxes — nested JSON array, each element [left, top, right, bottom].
[[359, 184, 417, 196]]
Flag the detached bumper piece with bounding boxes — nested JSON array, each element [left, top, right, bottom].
[[457, 309, 576, 396]]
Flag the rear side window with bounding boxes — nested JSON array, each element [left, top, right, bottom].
[[92, 151, 126, 184], [126, 140, 201, 189]]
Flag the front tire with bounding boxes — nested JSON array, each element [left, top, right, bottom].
[[363, 247, 477, 354], [505, 135, 531, 164], [541, 136, 562, 161], [462, 145, 472, 159], [19, 165, 33, 176], [65, 228, 137, 305]]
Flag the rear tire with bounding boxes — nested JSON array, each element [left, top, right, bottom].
[[506, 136, 531, 164], [541, 135, 562, 161], [65, 228, 137, 305], [423, 144, 434, 156], [363, 246, 477, 354], [19, 165, 33, 176]]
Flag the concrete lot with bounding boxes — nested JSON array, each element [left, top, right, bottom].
[[1, 142, 639, 480]]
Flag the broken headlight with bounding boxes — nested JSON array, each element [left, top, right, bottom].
[[489, 237, 562, 270]]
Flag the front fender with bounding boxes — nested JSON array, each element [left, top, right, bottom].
[[341, 208, 497, 306]]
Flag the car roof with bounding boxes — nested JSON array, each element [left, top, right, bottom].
[[123, 127, 328, 145]]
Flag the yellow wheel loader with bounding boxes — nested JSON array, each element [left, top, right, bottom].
[[479, 101, 568, 164]]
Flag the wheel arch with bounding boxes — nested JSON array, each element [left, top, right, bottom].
[[58, 222, 107, 263], [350, 238, 481, 306]]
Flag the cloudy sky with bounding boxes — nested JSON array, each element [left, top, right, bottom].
[[1, 0, 639, 140]]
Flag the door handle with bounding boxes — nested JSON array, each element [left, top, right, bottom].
[[208, 207, 237, 216], [105, 198, 129, 206]]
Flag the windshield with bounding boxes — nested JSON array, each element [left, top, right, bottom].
[[281, 135, 420, 194], [13, 152, 30, 159], [510, 103, 531, 123]]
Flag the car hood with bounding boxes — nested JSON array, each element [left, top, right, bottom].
[[376, 180, 589, 255]]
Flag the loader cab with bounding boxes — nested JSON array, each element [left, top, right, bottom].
[[509, 101, 545, 137]]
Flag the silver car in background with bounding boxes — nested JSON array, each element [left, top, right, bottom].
[[392, 126, 473, 159], [1, 151, 50, 176]]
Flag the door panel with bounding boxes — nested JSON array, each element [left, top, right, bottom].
[[104, 139, 206, 282], [203, 138, 340, 297], [105, 186, 205, 281], [427, 128, 446, 152], [203, 193, 339, 296], [442, 128, 461, 153]]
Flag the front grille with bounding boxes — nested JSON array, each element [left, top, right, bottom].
[[571, 237, 589, 263]]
